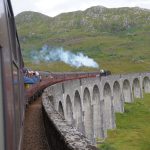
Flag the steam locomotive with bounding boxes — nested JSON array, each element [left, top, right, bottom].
[[0, 0, 25, 150]]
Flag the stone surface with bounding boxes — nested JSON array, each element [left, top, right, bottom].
[[42, 72, 150, 147], [42, 98, 98, 150]]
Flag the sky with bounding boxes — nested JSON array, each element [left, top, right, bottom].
[[11, 0, 150, 17]]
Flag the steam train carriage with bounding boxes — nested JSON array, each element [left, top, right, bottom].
[[0, 0, 25, 150]]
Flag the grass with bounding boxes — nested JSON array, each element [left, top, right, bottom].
[[25, 61, 98, 72], [24, 58, 150, 74], [98, 94, 150, 150], [23, 28, 150, 73]]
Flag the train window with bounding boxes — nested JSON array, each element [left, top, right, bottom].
[[7, 0, 14, 17], [6, 1, 18, 62], [16, 37, 23, 68], [0, 0, 4, 43], [9, 17, 18, 61], [13, 62, 21, 149], [0, 46, 4, 150]]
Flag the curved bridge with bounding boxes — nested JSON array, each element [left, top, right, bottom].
[[42, 72, 150, 147]]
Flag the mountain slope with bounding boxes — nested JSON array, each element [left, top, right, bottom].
[[15, 6, 150, 73], [16, 6, 150, 37]]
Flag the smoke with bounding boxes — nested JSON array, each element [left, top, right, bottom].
[[31, 45, 99, 68]]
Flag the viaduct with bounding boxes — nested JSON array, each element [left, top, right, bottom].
[[42, 72, 150, 150]]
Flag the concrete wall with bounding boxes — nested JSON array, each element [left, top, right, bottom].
[[42, 72, 150, 147]]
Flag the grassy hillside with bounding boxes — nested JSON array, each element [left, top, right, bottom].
[[15, 6, 150, 73], [98, 94, 150, 150]]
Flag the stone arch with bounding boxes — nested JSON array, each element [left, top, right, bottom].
[[66, 95, 73, 125], [83, 87, 93, 141], [74, 90, 83, 133], [92, 85, 104, 138], [48, 95, 54, 106], [143, 76, 150, 93], [123, 79, 132, 103], [58, 101, 64, 117], [103, 83, 114, 129], [113, 81, 123, 112], [132, 78, 141, 98]]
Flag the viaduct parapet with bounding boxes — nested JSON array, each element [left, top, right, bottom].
[[42, 72, 150, 149]]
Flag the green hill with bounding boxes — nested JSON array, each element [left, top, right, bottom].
[[15, 6, 150, 73]]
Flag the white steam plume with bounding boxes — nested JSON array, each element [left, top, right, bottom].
[[31, 45, 99, 68]]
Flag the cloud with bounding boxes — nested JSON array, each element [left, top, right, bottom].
[[11, 0, 150, 17], [11, 0, 37, 15]]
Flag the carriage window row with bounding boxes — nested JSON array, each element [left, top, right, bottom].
[[6, 1, 19, 62]]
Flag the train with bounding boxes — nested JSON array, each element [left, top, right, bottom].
[[38, 70, 111, 80], [0, 0, 111, 150], [0, 0, 25, 150]]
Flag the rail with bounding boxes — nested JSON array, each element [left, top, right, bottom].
[[26, 72, 99, 100], [24, 72, 100, 150]]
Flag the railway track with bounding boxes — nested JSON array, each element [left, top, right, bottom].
[[23, 73, 99, 149], [23, 97, 49, 150]]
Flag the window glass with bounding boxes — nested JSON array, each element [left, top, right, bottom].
[[0, 19, 2, 43], [9, 17, 18, 61], [6, 2, 18, 61], [13, 63, 20, 148], [0, 0, 4, 43]]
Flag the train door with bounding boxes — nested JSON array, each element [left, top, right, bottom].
[[6, 2, 23, 150], [0, 0, 7, 149], [0, 46, 5, 150], [0, 0, 22, 149], [0, 0, 24, 149]]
